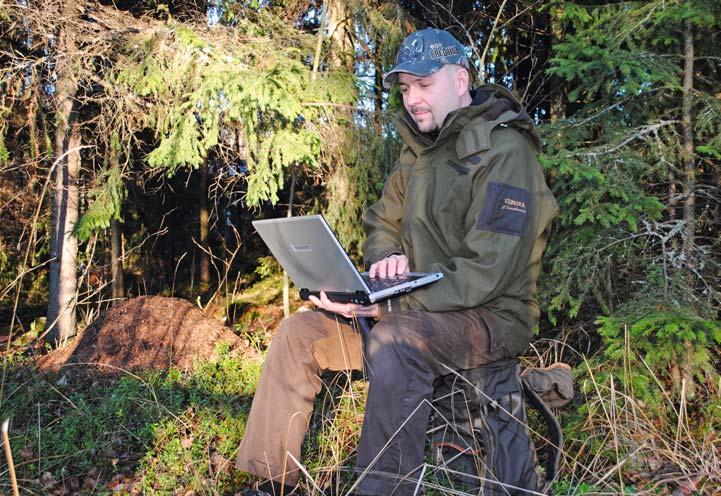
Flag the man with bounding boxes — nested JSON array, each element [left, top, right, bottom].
[[237, 28, 558, 495]]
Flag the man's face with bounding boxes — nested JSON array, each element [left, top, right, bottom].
[[398, 65, 466, 133]]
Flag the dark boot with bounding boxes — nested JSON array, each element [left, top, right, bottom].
[[240, 481, 297, 496]]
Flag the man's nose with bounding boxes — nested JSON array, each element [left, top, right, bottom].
[[405, 86, 421, 106]]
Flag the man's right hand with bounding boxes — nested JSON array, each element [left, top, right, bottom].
[[369, 254, 409, 278]]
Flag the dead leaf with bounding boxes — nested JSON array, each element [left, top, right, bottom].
[[211, 451, 231, 475], [181, 436, 194, 449], [41, 471, 57, 488], [68, 476, 80, 490], [83, 467, 99, 490]]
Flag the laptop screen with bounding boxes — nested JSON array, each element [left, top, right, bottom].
[[252, 215, 370, 294]]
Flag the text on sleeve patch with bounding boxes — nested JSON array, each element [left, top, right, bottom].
[[476, 182, 531, 236]]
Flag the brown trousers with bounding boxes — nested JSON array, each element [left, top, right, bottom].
[[236, 307, 507, 495]]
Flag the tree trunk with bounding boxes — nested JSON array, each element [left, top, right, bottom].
[[199, 162, 210, 288], [47, 0, 79, 345], [668, 170, 679, 253], [682, 18, 695, 274], [109, 137, 125, 302], [549, 4, 566, 125], [681, 18, 696, 401], [110, 218, 125, 302], [373, 31, 383, 134], [282, 170, 297, 319], [311, 2, 329, 79], [47, 121, 81, 345], [327, 0, 353, 71]]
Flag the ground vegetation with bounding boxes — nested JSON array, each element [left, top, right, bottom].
[[0, 0, 719, 494]]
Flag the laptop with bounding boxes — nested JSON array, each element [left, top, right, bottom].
[[252, 215, 443, 305]]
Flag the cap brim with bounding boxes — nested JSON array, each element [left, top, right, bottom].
[[382, 61, 443, 89]]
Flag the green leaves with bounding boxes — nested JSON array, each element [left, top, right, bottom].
[[147, 110, 206, 173], [549, 1, 679, 102], [245, 127, 321, 205], [596, 308, 721, 399], [114, 22, 355, 206], [539, 0, 721, 324], [539, 116, 667, 321], [74, 165, 126, 242]]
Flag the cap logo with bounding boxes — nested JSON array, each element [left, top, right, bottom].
[[429, 46, 460, 59]]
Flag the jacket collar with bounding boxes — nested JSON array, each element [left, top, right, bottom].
[[395, 83, 539, 158]]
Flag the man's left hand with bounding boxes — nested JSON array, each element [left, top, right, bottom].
[[309, 291, 379, 319]]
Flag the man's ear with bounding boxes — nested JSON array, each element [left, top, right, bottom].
[[455, 66, 469, 96]]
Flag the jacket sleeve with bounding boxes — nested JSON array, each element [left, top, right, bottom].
[[362, 159, 407, 268], [406, 130, 556, 312]]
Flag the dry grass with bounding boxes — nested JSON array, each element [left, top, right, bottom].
[[286, 334, 721, 495]]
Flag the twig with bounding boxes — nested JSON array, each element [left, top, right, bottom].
[[2, 419, 20, 496], [286, 451, 325, 494], [480, 0, 510, 79]]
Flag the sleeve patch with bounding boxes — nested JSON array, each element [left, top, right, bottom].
[[476, 182, 531, 236]]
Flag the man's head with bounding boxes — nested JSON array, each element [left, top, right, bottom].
[[384, 29, 472, 133]]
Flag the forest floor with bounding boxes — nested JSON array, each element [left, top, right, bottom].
[[1, 282, 296, 495], [35, 295, 260, 373], [1, 283, 717, 494]]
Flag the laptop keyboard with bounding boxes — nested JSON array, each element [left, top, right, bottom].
[[362, 274, 414, 292]]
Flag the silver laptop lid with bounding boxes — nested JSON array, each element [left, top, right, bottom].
[[252, 215, 370, 294]]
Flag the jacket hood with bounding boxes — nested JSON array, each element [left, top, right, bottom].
[[396, 83, 540, 157]]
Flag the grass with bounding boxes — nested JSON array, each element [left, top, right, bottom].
[[303, 371, 367, 493], [556, 354, 721, 494], [0, 346, 262, 495], [1, 289, 720, 494]]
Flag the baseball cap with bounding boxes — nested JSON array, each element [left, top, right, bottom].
[[383, 28, 469, 89]]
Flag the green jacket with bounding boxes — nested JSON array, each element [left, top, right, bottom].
[[362, 84, 558, 356]]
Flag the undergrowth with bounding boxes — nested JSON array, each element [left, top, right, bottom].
[[0, 299, 720, 494], [0, 345, 262, 494]]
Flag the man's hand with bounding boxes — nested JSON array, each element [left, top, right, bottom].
[[309, 291, 379, 319], [369, 254, 409, 278]]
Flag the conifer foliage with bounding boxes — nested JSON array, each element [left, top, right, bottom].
[[111, 17, 355, 205], [0, 0, 356, 339], [540, 0, 721, 323]]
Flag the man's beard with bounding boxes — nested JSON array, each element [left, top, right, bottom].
[[416, 119, 439, 133], [411, 107, 438, 133]]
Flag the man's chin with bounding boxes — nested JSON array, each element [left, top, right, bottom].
[[415, 120, 439, 133]]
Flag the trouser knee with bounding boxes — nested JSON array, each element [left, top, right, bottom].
[[263, 313, 324, 378], [365, 318, 428, 380]]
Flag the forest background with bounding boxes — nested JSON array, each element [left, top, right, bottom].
[[0, 0, 720, 494]]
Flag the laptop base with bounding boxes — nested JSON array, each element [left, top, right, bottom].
[[299, 289, 371, 305]]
